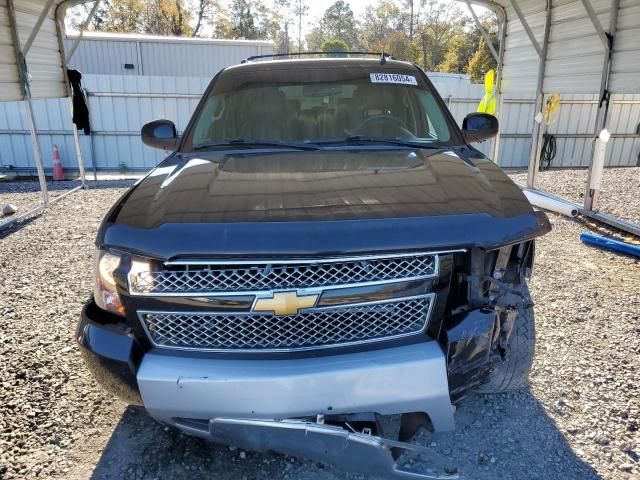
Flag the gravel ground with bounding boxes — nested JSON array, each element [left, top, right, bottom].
[[0, 171, 638, 480], [510, 167, 640, 225]]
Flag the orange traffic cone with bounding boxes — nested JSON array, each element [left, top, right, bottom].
[[52, 144, 64, 181]]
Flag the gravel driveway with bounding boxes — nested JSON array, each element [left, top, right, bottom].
[[0, 170, 638, 480]]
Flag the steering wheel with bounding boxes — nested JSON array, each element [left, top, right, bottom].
[[354, 114, 414, 138]]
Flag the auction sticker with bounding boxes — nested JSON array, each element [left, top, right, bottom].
[[370, 73, 418, 85]]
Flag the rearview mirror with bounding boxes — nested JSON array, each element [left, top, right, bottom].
[[462, 113, 499, 143], [141, 119, 178, 150]]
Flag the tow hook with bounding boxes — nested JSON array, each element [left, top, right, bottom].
[[209, 417, 459, 479]]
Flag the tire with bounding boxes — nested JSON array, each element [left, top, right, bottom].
[[477, 283, 535, 394]]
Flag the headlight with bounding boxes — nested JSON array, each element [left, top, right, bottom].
[[94, 249, 125, 316]]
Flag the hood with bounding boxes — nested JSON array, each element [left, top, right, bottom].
[[113, 149, 532, 225], [100, 148, 550, 257]]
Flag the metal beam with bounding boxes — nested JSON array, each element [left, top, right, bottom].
[[21, 0, 56, 57], [526, 0, 552, 188], [6, 0, 49, 205], [509, 0, 542, 57], [516, 184, 640, 237], [55, 4, 88, 187], [584, 0, 620, 212], [65, 0, 102, 63], [488, 1, 507, 163], [579, 0, 609, 49], [0, 186, 83, 232], [465, 0, 500, 63]]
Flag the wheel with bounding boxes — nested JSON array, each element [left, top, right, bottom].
[[477, 283, 535, 393]]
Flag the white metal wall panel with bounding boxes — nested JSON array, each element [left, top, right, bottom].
[[64, 38, 140, 75], [544, 0, 611, 93], [500, 0, 547, 94], [139, 41, 270, 77], [609, 0, 640, 93], [64, 34, 273, 78]]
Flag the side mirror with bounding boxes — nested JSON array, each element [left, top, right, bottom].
[[141, 119, 177, 150], [462, 112, 499, 143]]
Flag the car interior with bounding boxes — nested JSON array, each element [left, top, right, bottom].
[[193, 82, 449, 145]]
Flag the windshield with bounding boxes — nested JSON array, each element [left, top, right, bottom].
[[183, 61, 457, 151]]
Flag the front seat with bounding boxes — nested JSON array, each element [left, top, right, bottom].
[[240, 89, 290, 140]]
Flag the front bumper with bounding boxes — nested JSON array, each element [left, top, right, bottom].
[[79, 299, 456, 432], [137, 341, 455, 432], [77, 300, 143, 405]]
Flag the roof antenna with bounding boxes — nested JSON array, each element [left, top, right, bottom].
[[380, 50, 387, 65]]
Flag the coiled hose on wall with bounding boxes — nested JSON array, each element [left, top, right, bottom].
[[539, 133, 557, 171]]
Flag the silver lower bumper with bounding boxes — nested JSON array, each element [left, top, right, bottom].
[[205, 418, 458, 479], [137, 342, 455, 432]]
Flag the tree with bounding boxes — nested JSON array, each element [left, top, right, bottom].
[[467, 39, 495, 82], [321, 39, 348, 54], [293, 0, 309, 51], [415, 0, 464, 70], [274, 0, 292, 53], [230, 0, 258, 39], [360, 0, 405, 51], [89, 0, 145, 33], [437, 34, 466, 72], [192, 0, 225, 37], [143, 0, 193, 36], [305, 24, 325, 51], [311, 1, 359, 50]]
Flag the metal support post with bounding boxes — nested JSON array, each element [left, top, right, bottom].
[[579, 0, 610, 48], [69, 99, 87, 186], [22, 0, 56, 57], [55, 0, 102, 186], [85, 89, 98, 180], [24, 98, 49, 204], [465, 0, 500, 63], [7, 0, 49, 205], [525, 0, 552, 188], [491, 3, 507, 163], [583, 0, 620, 212], [65, 0, 101, 63]]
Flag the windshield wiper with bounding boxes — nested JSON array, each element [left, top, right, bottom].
[[313, 136, 442, 148], [192, 139, 318, 151]]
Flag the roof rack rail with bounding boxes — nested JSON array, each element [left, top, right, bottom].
[[242, 51, 394, 64]]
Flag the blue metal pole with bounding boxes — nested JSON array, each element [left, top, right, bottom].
[[580, 232, 640, 258]]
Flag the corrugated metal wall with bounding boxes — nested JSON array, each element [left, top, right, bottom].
[[610, 0, 640, 93], [63, 35, 273, 77], [1, 74, 638, 173], [0, 0, 67, 101], [501, 0, 546, 94], [544, 0, 611, 93]]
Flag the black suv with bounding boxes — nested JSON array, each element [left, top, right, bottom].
[[79, 56, 550, 478]]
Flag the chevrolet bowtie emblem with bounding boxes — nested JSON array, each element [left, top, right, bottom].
[[252, 291, 319, 316]]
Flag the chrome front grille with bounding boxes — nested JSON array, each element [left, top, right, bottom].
[[139, 295, 433, 352], [129, 253, 437, 295]]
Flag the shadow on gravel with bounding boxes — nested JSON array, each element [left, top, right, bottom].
[[90, 390, 600, 480], [0, 179, 136, 194], [0, 214, 40, 239]]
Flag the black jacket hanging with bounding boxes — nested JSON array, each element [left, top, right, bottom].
[[67, 69, 91, 135]]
